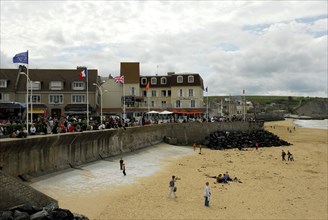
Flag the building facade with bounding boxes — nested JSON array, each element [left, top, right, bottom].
[[0, 66, 98, 121], [101, 62, 206, 119]]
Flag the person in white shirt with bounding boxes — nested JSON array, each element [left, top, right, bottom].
[[30, 124, 36, 135], [204, 182, 211, 207]]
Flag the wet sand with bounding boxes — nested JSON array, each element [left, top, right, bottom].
[[32, 120, 328, 219]]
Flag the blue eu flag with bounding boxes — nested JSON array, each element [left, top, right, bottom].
[[13, 51, 28, 64]]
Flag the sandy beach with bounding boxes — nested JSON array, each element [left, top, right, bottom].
[[35, 119, 328, 219]]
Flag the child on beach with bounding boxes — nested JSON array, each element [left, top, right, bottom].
[[168, 175, 177, 198]]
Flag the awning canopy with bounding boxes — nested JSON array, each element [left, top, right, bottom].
[[64, 104, 93, 114], [27, 109, 45, 114], [146, 110, 160, 114], [0, 102, 26, 109], [159, 110, 173, 115], [171, 109, 204, 114]]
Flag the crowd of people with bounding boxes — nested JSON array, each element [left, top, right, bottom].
[[0, 113, 258, 139]]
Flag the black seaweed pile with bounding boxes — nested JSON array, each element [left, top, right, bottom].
[[204, 130, 291, 150]]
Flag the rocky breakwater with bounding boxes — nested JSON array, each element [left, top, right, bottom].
[[0, 203, 89, 220], [204, 130, 291, 150]]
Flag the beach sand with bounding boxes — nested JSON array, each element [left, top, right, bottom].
[[58, 120, 327, 219]]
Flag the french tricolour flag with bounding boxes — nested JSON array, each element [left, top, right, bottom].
[[80, 69, 88, 80]]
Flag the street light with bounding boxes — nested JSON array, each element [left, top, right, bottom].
[[93, 83, 108, 125]]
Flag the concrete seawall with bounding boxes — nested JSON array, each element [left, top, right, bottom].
[[0, 121, 262, 178]]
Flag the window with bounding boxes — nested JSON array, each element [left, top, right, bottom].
[[49, 94, 63, 104], [151, 77, 157, 85], [142, 90, 147, 97], [161, 101, 167, 108], [1, 93, 9, 101], [188, 75, 194, 83], [177, 76, 183, 83], [161, 77, 167, 85], [0, 80, 7, 88], [141, 77, 147, 85], [131, 87, 135, 96], [151, 90, 156, 97], [50, 81, 63, 90], [179, 89, 183, 97], [189, 89, 194, 97], [29, 95, 41, 103], [28, 81, 41, 90], [176, 100, 181, 108], [72, 95, 85, 103], [151, 101, 155, 107], [72, 81, 85, 90], [190, 100, 196, 108], [161, 90, 166, 97], [168, 90, 171, 96]]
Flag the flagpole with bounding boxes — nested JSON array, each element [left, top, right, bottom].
[[123, 80, 126, 120], [147, 91, 150, 112], [26, 65, 29, 134], [86, 68, 89, 126], [206, 87, 209, 121], [243, 90, 246, 121]]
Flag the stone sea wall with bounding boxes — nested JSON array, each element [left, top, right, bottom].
[[0, 121, 262, 178], [0, 170, 58, 210]]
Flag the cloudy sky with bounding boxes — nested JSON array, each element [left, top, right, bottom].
[[1, 1, 327, 97]]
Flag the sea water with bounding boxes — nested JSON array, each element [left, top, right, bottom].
[[293, 119, 328, 130]]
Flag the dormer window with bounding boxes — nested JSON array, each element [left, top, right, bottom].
[[72, 81, 85, 90], [161, 77, 167, 84], [141, 77, 147, 85], [177, 76, 183, 83], [188, 75, 194, 83], [50, 81, 63, 90], [151, 77, 157, 85], [0, 79, 7, 88]]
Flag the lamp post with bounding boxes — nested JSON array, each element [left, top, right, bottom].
[[93, 83, 107, 125]]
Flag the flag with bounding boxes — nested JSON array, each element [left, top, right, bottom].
[[145, 82, 149, 91], [205, 86, 208, 92], [114, 75, 124, 84], [80, 68, 88, 80], [243, 89, 245, 94], [13, 51, 28, 64]]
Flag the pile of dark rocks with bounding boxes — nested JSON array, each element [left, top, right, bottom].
[[204, 130, 291, 150], [0, 203, 88, 220]]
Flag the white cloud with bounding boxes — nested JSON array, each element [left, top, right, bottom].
[[0, 1, 327, 97]]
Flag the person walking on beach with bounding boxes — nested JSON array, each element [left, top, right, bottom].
[[282, 150, 286, 161], [193, 143, 196, 151], [122, 163, 126, 176], [255, 143, 259, 150], [204, 182, 211, 207], [168, 175, 177, 198], [287, 151, 294, 161], [120, 158, 124, 170], [199, 144, 202, 154]]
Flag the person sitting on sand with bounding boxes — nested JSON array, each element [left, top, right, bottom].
[[224, 171, 232, 182], [206, 174, 225, 183]]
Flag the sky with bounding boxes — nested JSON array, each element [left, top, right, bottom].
[[0, 0, 327, 97]]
